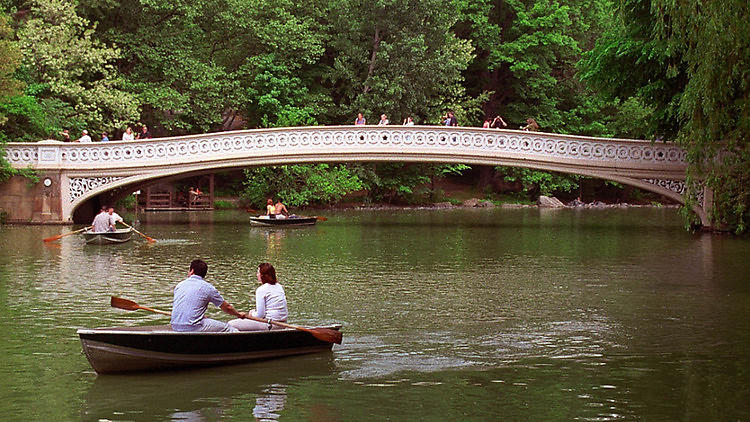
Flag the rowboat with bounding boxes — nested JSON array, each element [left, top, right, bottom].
[[82, 228, 133, 245], [249, 216, 317, 226], [77, 324, 342, 374]]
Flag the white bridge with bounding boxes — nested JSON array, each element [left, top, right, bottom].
[[3, 125, 708, 225]]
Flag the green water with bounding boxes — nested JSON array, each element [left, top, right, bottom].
[[0, 208, 749, 421]]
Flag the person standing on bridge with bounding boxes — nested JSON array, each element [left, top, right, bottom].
[[403, 116, 414, 125], [122, 126, 134, 141], [378, 114, 389, 125], [491, 115, 508, 128], [136, 125, 152, 139], [354, 113, 366, 125], [521, 118, 539, 131], [77, 130, 92, 143]]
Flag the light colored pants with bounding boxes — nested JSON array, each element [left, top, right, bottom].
[[196, 318, 238, 332], [228, 318, 285, 331]]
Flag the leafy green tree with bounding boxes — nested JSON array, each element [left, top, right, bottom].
[[455, 0, 613, 131], [580, 0, 750, 232], [497, 166, 579, 198], [242, 164, 363, 208], [91, 0, 325, 132], [16, 0, 139, 134], [321, 0, 480, 124]]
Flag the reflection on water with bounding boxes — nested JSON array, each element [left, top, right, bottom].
[[1, 208, 750, 420], [84, 354, 334, 421]]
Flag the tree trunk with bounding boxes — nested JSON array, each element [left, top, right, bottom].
[[363, 27, 381, 94]]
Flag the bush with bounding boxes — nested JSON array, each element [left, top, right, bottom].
[[0, 210, 7, 224], [213, 200, 237, 209]]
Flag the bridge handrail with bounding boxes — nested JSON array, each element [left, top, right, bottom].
[[4, 125, 687, 171]]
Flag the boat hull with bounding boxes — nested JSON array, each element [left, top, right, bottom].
[[83, 228, 133, 245], [249, 216, 317, 226], [77, 324, 341, 374]]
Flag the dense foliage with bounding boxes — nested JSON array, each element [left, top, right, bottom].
[[1, 0, 748, 229], [580, 0, 750, 232]]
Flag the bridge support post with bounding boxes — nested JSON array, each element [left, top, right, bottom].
[[699, 186, 714, 230], [0, 172, 65, 224]]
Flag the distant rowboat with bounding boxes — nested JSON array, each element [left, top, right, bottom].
[[77, 324, 341, 374], [82, 228, 133, 245], [249, 216, 317, 226]]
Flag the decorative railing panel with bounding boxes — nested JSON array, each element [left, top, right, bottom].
[[5, 127, 688, 174]]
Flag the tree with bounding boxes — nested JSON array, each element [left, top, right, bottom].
[[242, 164, 363, 208], [580, 0, 750, 232], [321, 0, 480, 124], [16, 0, 139, 134], [89, 0, 325, 133]]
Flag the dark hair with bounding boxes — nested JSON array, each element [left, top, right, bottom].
[[190, 259, 208, 278], [258, 262, 277, 285], [267, 198, 273, 205]]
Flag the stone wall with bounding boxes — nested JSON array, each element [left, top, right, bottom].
[[0, 173, 63, 224]]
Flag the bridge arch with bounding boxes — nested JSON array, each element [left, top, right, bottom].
[[5, 126, 706, 225]]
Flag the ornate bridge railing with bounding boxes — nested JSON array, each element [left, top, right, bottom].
[[4, 125, 701, 223]]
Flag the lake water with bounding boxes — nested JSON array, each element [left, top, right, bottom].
[[0, 208, 749, 421]]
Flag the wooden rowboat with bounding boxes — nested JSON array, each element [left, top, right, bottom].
[[77, 324, 342, 374], [249, 216, 317, 226], [82, 228, 133, 245]]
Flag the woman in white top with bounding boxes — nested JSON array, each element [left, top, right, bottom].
[[122, 126, 135, 141], [229, 263, 288, 330]]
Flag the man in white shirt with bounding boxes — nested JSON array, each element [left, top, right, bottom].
[[91, 206, 112, 232], [78, 130, 92, 142], [171, 259, 246, 332]]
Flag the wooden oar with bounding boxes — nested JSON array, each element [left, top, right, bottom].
[[314, 216, 328, 221], [110, 296, 342, 344], [43, 226, 89, 242], [119, 221, 156, 243], [244, 315, 342, 344], [111, 296, 171, 316]]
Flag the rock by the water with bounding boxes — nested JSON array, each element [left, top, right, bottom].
[[433, 202, 453, 208], [462, 198, 481, 207], [538, 195, 566, 208], [476, 200, 495, 208]]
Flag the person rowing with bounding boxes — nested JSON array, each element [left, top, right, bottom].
[[229, 263, 288, 331], [171, 259, 246, 332], [91, 206, 113, 233], [274, 199, 289, 219], [107, 207, 123, 231]]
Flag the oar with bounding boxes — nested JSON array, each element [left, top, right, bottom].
[[111, 296, 171, 316], [314, 216, 328, 221], [43, 226, 89, 242], [244, 315, 342, 344], [110, 296, 342, 344], [119, 221, 156, 243]]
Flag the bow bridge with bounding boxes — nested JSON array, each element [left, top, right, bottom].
[[2, 125, 709, 225]]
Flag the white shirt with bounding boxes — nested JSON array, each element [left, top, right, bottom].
[[79, 135, 92, 142], [109, 212, 123, 226], [378, 119, 389, 125], [404, 121, 414, 126], [122, 132, 134, 141], [253, 283, 287, 321], [91, 212, 111, 232]]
